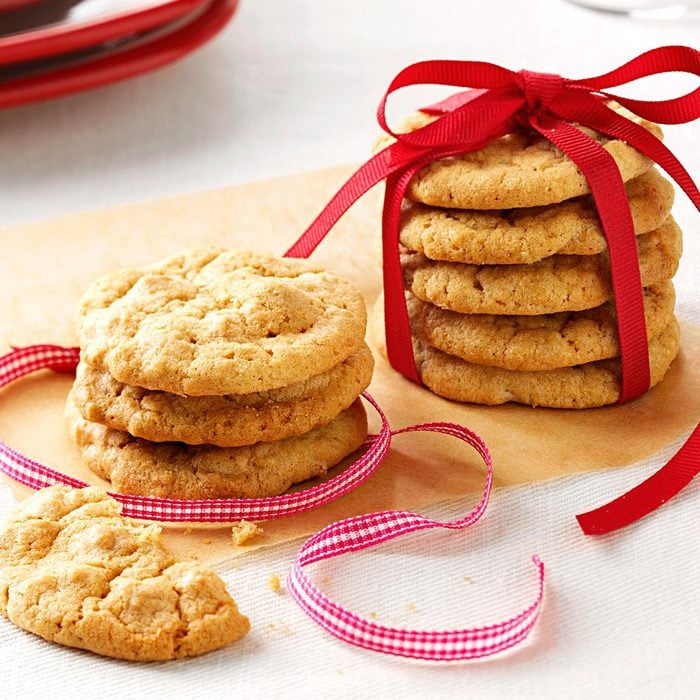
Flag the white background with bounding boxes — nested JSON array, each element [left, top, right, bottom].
[[0, 1, 699, 698]]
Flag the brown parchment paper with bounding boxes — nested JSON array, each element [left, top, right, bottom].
[[1, 165, 699, 564]]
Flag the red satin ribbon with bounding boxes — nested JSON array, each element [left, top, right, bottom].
[[285, 46, 700, 534], [577, 423, 700, 535]]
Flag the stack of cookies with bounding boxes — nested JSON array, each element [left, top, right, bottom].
[[373, 107, 682, 408], [68, 248, 373, 499]]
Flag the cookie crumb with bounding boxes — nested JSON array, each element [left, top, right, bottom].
[[368, 611, 378, 620], [231, 520, 263, 546], [201, 538, 212, 545], [183, 527, 192, 535], [268, 574, 281, 593], [406, 603, 418, 614], [463, 575, 474, 584], [266, 622, 293, 636], [320, 576, 331, 585]]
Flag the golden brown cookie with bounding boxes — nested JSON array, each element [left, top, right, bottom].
[[67, 395, 368, 499], [399, 169, 674, 264], [407, 282, 675, 371], [370, 300, 680, 408], [77, 248, 367, 396], [376, 103, 662, 209], [72, 344, 374, 447], [0, 486, 249, 661], [404, 217, 682, 315]]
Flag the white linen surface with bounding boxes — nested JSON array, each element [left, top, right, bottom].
[[0, 1, 698, 697]]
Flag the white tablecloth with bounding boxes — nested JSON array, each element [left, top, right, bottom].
[[1, 1, 698, 697]]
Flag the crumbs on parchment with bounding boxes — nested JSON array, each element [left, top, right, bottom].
[[231, 520, 263, 546]]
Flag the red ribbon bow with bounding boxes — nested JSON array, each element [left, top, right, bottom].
[[286, 46, 700, 534]]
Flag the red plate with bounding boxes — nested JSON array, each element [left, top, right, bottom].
[[0, 0, 43, 10], [0, 0, 238, 109], [0, 0, 208, 66]]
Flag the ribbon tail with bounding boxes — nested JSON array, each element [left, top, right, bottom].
[[382, 168, 421, 384], [594, 109, 699, 206], [381, 137, 511, 387], [558, 95, 700, 207], [531, 116, 651, 402], [284, 147, 399, 258], [577, 422, 700, 535]]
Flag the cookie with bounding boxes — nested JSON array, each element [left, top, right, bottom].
[[399, 169, 674, 264], [407, 282, 675, 371], [376, 103, 662, 209], [370, 301, 680, 408], [0, 486, 249, 661], [72, 344, 374, 447], [77, 248, 367, 396], [404, 216, 682, 315], [67, 395, 368, 499]]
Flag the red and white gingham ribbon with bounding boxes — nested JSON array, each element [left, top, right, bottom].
[[288, 422, 545, 660], [0, 344, 544, 660], [0, 345, 391, 522]]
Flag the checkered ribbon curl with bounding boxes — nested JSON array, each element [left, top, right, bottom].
[[0, 343, 544, 661], [288, 422, 544, 660], [0, 345, 391, 522]]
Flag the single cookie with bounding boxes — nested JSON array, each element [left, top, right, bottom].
[[72, 344, 374, 447], [0, 486, 249, 661], [400, 169, 674, 264], [412, 319, 680, 407], [369, 301, 680, 408], [67, 395, 368, 499], [77, 248, 367, 396], [376, 103, 662, 209], [404, 217, 682, 315], [407, 282, 675, 371]]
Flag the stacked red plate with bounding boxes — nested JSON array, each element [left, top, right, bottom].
[[0, 0, 239, 108]]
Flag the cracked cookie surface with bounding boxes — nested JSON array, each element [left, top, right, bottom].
[[404, 217, 682, 315], [407, 282, 675, 371], [67, 396, 368, 499], [72, 344, 373, 447], [412, 320, 680, 408], [370, 300, 680, 408], [77, 248, 367, 396], [376, 103, 662, 209], [399, 169, 674, 264], [0, 486, 249, 660]]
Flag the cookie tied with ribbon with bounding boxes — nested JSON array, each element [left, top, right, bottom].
[[0, 48, 698, 664], [286, 46, 700, 534]]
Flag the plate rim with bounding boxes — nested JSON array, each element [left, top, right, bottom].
[[0, 0, 238, 109], [0, 0, 209, 67]]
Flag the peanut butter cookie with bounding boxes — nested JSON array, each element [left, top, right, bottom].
[[399, 169, 674, 264], [404, 217, 681, 315], [78, 248, 367, 396], [67, 396, 368, 499], [0, 486, 249, 660], [408, 282, 675, 371], [413, 320, 680, 407], [72, 344, 373, 447]]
